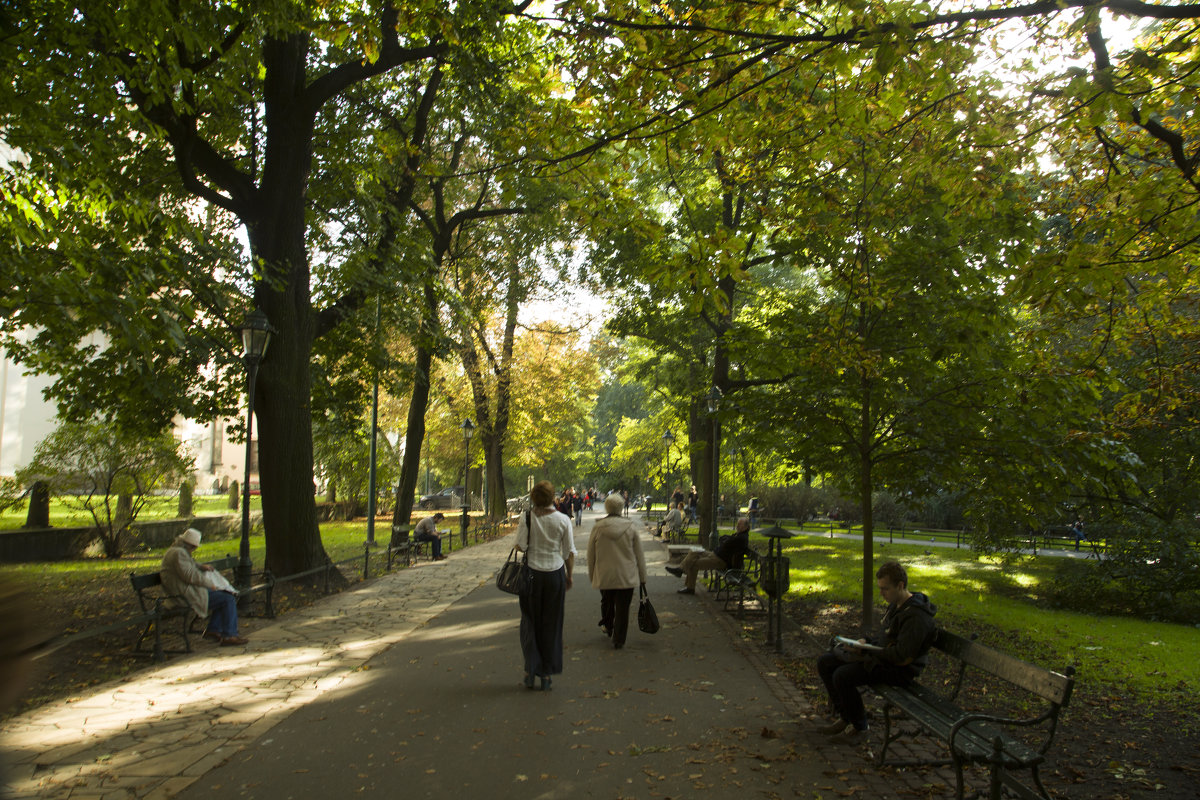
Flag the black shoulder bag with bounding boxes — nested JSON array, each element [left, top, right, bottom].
[[496, 510, 533, 595]]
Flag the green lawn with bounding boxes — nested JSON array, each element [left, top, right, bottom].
[[770, 532, 1200, 701], [0, 513, 482, 584], [0, 494, 261, 531]]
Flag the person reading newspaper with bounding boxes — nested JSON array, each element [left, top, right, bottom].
[[815, 561, 937, 742]]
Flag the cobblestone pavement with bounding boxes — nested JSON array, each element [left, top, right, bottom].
[[2, 511, 1002, 800]]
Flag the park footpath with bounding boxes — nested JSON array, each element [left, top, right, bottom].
[[2, 510, 952, 800]]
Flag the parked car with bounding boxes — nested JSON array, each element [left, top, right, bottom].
[[418, 486, 465, 510]]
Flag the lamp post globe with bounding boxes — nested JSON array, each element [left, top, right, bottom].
[[237, 309, 273, 593]]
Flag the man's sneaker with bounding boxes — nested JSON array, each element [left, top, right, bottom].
[[676, 587, 695, 595], [220, 635, 249, 646], [827, 727, 867, 745], [665, 566, 683, 577], [815, 719, 848, 736]]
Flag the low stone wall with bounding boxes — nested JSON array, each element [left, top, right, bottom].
[[0, 512, 261, 563]]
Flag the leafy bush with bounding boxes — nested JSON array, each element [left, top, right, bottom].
[[16, 420, 192, 557], [872, 491, 904, 529], [756, 484, 834, 522], [1044, 515, 1200, 622], [911, 490, 967, 530]]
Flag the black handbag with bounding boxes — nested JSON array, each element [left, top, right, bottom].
[[496, 511, 533, 595], [496, 546, 531, 595], [637, 583, 660, 634]]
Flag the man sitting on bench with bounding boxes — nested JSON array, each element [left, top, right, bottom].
[[815, 561, 937, 742], [415, 512, 447, 561], [160, 528, 248, 646], [665, 516, 751, 595]]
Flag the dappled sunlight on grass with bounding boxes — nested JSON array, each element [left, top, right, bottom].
[[778, 533, 1200, 700]]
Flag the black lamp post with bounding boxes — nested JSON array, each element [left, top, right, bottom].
[[661, 429, 674, 510], [706, 386, 723, 551], [237, 309, 273, 592], [460, 418, 474, 548]]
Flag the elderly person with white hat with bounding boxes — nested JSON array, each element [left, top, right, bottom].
[[160, 528, 248, 646], [587, 492, 648, 649]]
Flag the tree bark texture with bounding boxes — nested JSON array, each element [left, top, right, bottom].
[[393, 342, 433, 527]]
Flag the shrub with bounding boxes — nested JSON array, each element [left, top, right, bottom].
[[16, 419, 192, 557], [756, 484, 831, 522]]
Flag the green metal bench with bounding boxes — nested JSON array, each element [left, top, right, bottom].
[[129, 555, 273, 662], [872, 630, 1075, 800]]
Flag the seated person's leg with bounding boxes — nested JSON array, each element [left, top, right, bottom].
[[206, 589, 239, 637], [830, 661, 872, 730], [431, 534, 442, 559], [816, 651, 843, 714], [685, 552, 725, 591]]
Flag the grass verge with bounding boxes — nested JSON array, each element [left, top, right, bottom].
[[770, 532, 1199, 702]]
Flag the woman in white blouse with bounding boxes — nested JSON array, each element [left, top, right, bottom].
[[515, 480, 576, 690]]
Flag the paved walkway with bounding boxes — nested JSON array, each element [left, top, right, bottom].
[[2, 510, 854, 799]]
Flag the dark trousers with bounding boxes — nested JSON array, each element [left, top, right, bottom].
[[416, 531, 442, 559], [816, 651, 916, 730], [598, 588, 634, 647], [206, 590, 239, 637], [519, 566, 566, 677]]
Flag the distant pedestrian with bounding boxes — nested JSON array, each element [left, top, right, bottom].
[[587, 493, 647, 649], [571, 489, 584, 526], [687, 485, 699, 524], [748, 495, 760, 529], [1071, 519, 1086, 552], [515, 481, 576, 691], [621, 489, 630, 516]]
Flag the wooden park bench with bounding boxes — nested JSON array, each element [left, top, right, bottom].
[[387, 524, 414, 569], [130, 555, 274, 662], [871, 629, 1076, 800]]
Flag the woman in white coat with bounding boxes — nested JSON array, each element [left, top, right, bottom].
[[587, 493, 647, 649]]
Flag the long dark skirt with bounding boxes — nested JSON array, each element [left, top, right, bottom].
[[519, 566, 567, 677]]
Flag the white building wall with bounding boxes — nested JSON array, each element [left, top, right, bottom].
[[1, 330, 252, 492], [0, 329, 63, 479]]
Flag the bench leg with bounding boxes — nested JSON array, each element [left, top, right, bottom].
[[153, 619, 165, 663], [135, 620, 152, 654], [953, 756, 968, 800], [875, 703, 898, 766]]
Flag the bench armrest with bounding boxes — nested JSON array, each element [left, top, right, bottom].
[[948, 708, 1057, 756]]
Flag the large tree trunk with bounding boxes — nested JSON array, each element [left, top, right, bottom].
[[460, 263, 519, 521], [393, 341, 434, 527], [239, 34, 333, 579]]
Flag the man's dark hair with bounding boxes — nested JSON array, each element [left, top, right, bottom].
[[876, 561, 908, 588], [433, 512, 444, 521]]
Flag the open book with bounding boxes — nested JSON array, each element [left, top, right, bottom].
[[834, 635, 883, 652]]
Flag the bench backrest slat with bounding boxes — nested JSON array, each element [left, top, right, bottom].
[[130, 572, 163, 592], [936, 630, 1074, 706]]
